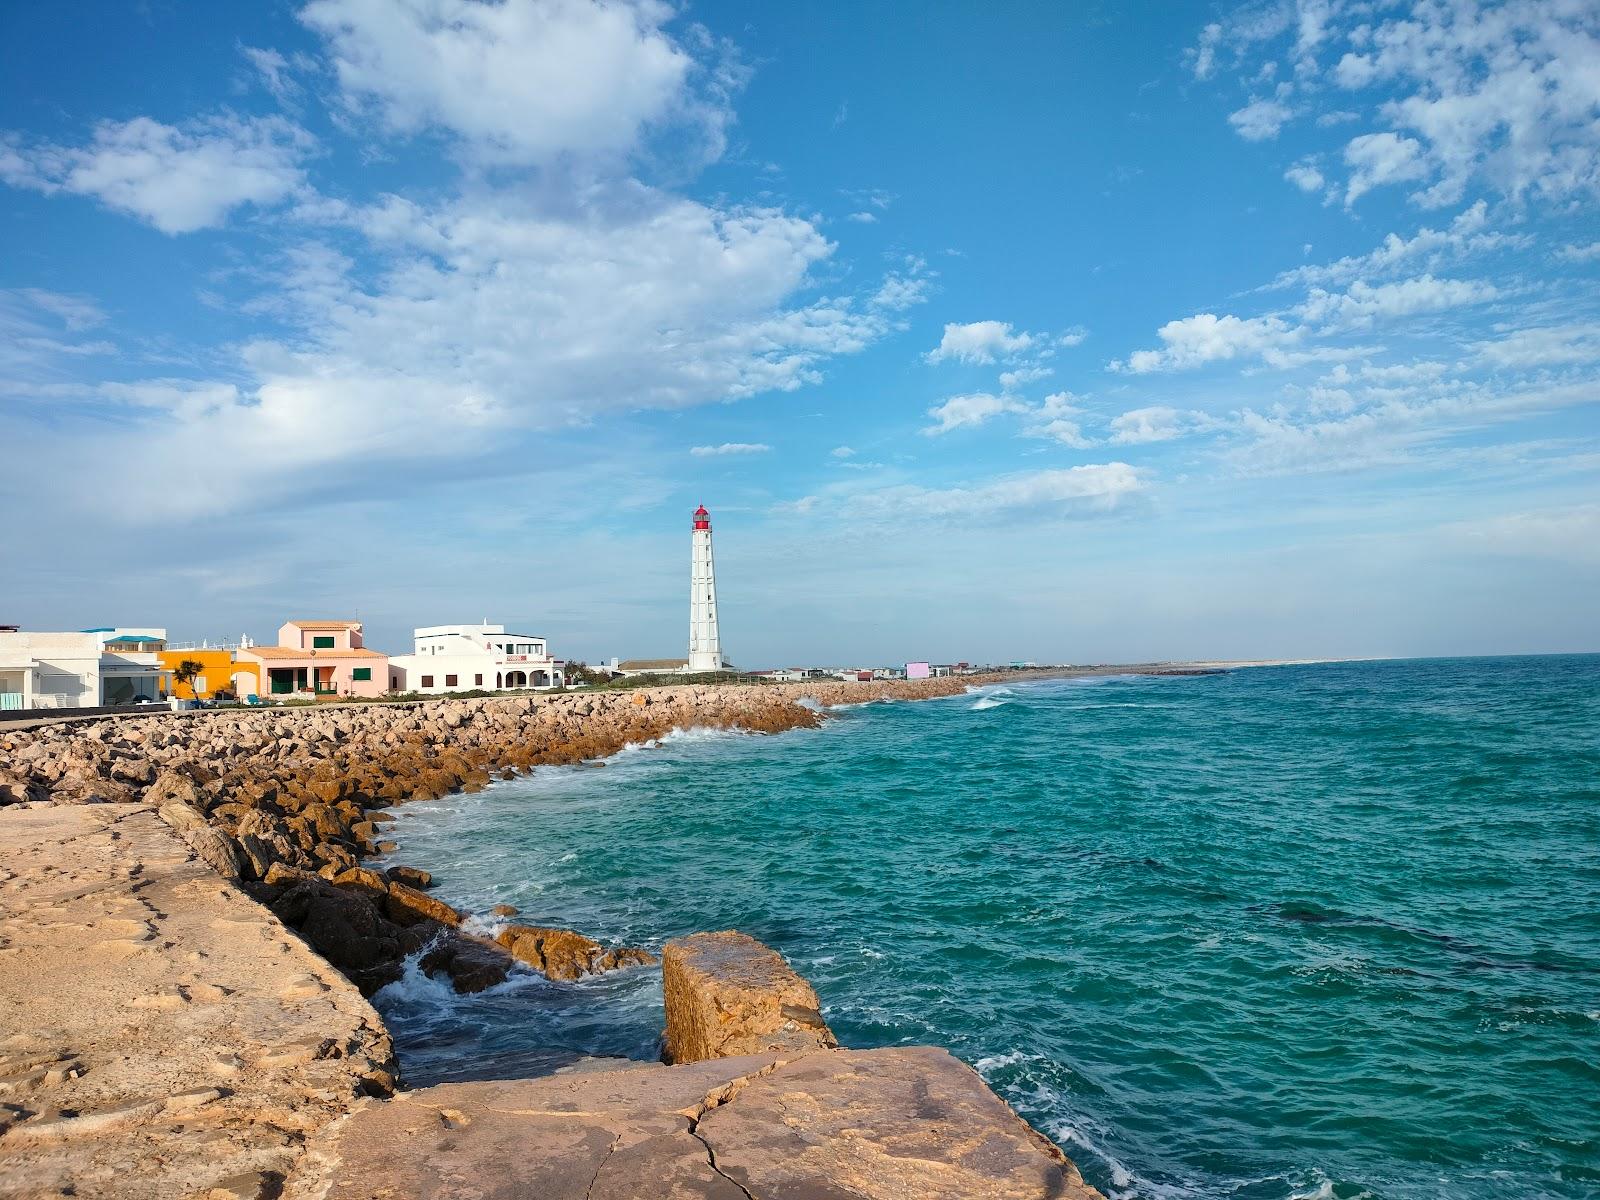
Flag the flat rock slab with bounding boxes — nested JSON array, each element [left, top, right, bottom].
[[287, 1046, 1104, 1199], [0, 804, 394, 1200]]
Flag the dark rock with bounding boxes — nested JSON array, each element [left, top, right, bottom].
[[418, 933, 513, 994], [384, 882, 462, 928], [384, 865, 432, 890]]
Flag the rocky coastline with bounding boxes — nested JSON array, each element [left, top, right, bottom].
[[0, 672, 1119, 1197]]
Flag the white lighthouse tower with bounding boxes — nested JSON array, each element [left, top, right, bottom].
[[688, 504, 725, 672]]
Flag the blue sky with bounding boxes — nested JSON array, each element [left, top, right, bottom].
[[2, 0, 1596, 666]]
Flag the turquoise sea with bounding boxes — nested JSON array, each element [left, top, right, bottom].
[[374, 657, 1600, 1199]]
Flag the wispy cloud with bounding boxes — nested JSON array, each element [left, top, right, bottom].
[[690, 442, 772, 457]]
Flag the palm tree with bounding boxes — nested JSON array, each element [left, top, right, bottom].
[[174, 659, 205, 703]]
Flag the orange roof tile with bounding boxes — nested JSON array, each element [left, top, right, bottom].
[[241, 645, 387, 660]]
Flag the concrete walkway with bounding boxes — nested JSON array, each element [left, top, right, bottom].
[[0, 805, 395, 1200]]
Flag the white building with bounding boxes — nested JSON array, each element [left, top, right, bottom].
[[0, 627, 171, 710], [388, 623, 564, 695], [88, 628, 172, 704]]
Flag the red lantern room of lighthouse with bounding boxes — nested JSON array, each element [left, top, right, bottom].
[[693, 504, 711, 530]]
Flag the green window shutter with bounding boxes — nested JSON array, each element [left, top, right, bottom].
[[352, 667, 371, 681], [313, 636, 335, 649]]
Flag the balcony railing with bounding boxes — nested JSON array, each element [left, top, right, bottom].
[[1, 692, 23, 711]]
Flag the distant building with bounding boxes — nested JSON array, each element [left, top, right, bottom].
[[389, 623, 564, 694], [906, 661, 931, 680], [613, 658, 691, 677], [237, 620, 388, 699]]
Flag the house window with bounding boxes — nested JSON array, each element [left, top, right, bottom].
[[445, 674, 458, 687], [313, 636, 335, 649], [390, 675, 398, 689], [474, 674, 483, 685], [421, 675, 434, 688], [352, 667, 371, 681]]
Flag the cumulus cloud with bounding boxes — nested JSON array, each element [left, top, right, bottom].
[[1284, 159, 1325, 193], [1023, 391, 1094, 448], [1297, 274, 1498, 329], [1229, 90, 1295, 141], [926, 320, 1035, 364], [690, 442, 771, 456], [999, 365, 1053, 391], [1199, 2, 1600, 208], [0, 114, 312, 233], [1109, 406, 1193, 445], [1111, 313, 1298, 373], [299, 0, 732, 165], [923, 392, 1026, 435], [1342, 131, 1428, 207]]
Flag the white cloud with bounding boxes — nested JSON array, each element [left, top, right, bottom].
[[0, 114, 312, 234], [999, 365, 1053, 391], [1202, 2, 1600, 208], [1024, 391, 1094, 448], [1297, 274, 1498, 330], [1188, 22, 1223, 80], [690, 442, 770, 456], [1555, 242, 1600, 263], [1057, 326, 1089, 348], [1229, 92, 1294, 141], [926, 320, 1035, 365], [830, 445, 856, 458], [792, 464, 1146, 521], [1342, 131, 1428, 206], [1284, 159, 1325, 193], [299, 0, 732, 166], [923, 392, 1026, 436], [1267, 202, 1527, 291], [846, 211, 877, 223], [1109, 406, 1193, 445], [1112, 313, 1298, 373], [1474, 322, 1600, 369]]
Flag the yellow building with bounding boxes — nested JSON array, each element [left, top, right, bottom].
[[156, 649, 259, 701]]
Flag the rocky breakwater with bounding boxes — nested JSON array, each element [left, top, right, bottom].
[[0, 685, 839, 999], [287, 931, 1106, 1199]]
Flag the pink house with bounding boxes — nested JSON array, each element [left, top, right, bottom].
[[237, 620, 389, 699]]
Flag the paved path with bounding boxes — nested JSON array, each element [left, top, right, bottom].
[[0, 804, 394, 1200]]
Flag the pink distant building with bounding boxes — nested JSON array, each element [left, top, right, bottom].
[[906, 661, 931, 680], [237, 620, 389, 699]]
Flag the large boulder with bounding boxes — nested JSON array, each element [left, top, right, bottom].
[[384, 881, 463, 928], [156, 801, 244, 880], [495, 924, 656, 982], [662, 930, 836, 1064], [268, 876, 406, 995], [418, 932, 513, 994]]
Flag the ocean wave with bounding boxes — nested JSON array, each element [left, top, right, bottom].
[[970, 686, 1016, 711]]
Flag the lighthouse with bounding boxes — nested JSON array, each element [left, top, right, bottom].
[[688, 504, 725, 672]]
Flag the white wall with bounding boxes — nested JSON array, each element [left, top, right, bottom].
[[0, 632, 101, 708]]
